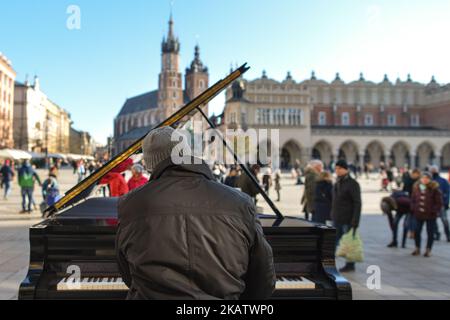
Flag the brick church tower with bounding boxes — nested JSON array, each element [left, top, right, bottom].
[[185, 45, 209, 122], [158, 15, 184, 119]]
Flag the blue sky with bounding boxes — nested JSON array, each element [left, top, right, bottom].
[[1, 0, 450, 144]]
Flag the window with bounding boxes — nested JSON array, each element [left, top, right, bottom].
[[341, 112, 350, 126], [318, 112, 327, 126], [264, 109, 270, 125], [387, 114, 397, 126], [295, 109, 303, 126], [230, 112, 236, 124], [364, 114, 373, 126], [273, 109, 278, 125], [241, 111, 247, 125], [199, 80, 205, 89], [256, 109, 262, 124], [411, 114, 420, 127], [173, 91, 177, 98]]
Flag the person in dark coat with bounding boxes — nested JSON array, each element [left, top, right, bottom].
[[402, 168, 421, 196], [429, 165, 450, 242], [0, 159, 15, 200], [274, 169, 282, 202], [381, 191, 411, 248], [238, 164, 261, 203], [313, 171, 333, 224], [410, 172, 443, 257], [301, 160, 323, 220], [331, 160, 362, 273], [224, 166, 239, 188], [116, 127, 275, 300]]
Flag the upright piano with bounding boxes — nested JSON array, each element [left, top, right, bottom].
[[18, 65, 352, 300]]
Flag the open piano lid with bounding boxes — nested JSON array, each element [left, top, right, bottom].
[[45, 64, 250, 217], [45, 63, 283, 221]]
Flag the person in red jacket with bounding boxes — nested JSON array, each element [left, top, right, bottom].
[[100, 158, 133, 197], [127, 164, 148, 191], [410, 172, 443, 257]]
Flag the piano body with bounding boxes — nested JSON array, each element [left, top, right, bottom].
[[18, 65, 352, 300]]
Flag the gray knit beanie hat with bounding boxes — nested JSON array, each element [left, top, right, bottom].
[[142, 126, 191, 172]]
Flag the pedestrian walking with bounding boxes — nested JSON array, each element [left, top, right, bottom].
[[429, 165, 450, 242], [238, 164, 261, 204], [18, 160, 41, 213], [313, 171, 333, 224], [0, 159, 15, 200], [294, 159, 302, 185], [77, 160, 86, 183], [71, 160, 78, 174], [301, 160, 323, 221], [88, 161, 96, 175], [410, 172, 443, 257], [274, 169, 282, 202], [41, 169, 60, 215], [262, 166, 273, 195], [331, 160, 362, 272], [224, 166, 239, 188]]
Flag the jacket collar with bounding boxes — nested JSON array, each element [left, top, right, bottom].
[[337, 173, 350, 182], [150, 156, 215, 181]]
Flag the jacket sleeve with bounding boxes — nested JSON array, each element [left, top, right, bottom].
[[442, 179, 449, 209], [433, 189, 444, 216], [351, 181, 362, 228], [410, 187, 417, 213], [241, 215, 276, 300], [115, 223, 132, 288], [33, 172, 42, 185]]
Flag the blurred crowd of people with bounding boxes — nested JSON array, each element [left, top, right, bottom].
[[0, 159, 60, 215], [381, 165, 450, 258], [3, 153, 449, 263]]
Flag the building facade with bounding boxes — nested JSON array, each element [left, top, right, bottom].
[[14, 77, 71, 154], [70, 127, 94, 156], [113, 16, 209, 154], [0, 53, 16, 149], [222, 71, 450, 170]]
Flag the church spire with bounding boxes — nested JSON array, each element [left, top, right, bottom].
[[168, 13, 174, 40], [186, 44, 208, 74], [162, 14, 180, 54]]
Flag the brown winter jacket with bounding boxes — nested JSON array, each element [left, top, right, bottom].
[[301, 168, 319, 213], [410, 181, 443, 220], [116, 157, 275, 300]]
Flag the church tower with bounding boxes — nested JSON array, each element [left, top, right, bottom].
[[158, 15, 184, 119], [185, 45, 209, 121]]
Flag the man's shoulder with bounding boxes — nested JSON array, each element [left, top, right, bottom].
[[211, 179, 255, 206], [436, 175, 449, 186], [344, 175, 360, 188], [117, 182, 152, 216]]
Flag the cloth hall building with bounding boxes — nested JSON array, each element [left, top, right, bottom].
[[222, 71, 450, 170]]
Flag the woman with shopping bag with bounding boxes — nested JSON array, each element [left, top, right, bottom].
[[331, 160, 363, 273]]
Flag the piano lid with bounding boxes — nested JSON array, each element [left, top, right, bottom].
[[45, 64, 250, 217]]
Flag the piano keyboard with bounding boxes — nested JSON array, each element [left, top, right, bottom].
[[57, 276, 315, 291], [275, 276, 316, 290], [57, 277, 129, 291]]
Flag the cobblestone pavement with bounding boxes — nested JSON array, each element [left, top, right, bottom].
[[0, 169, 449, 300]]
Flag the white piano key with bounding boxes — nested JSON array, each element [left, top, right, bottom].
[[57, 276, 129, 291], [275, 276, 316, 290]]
